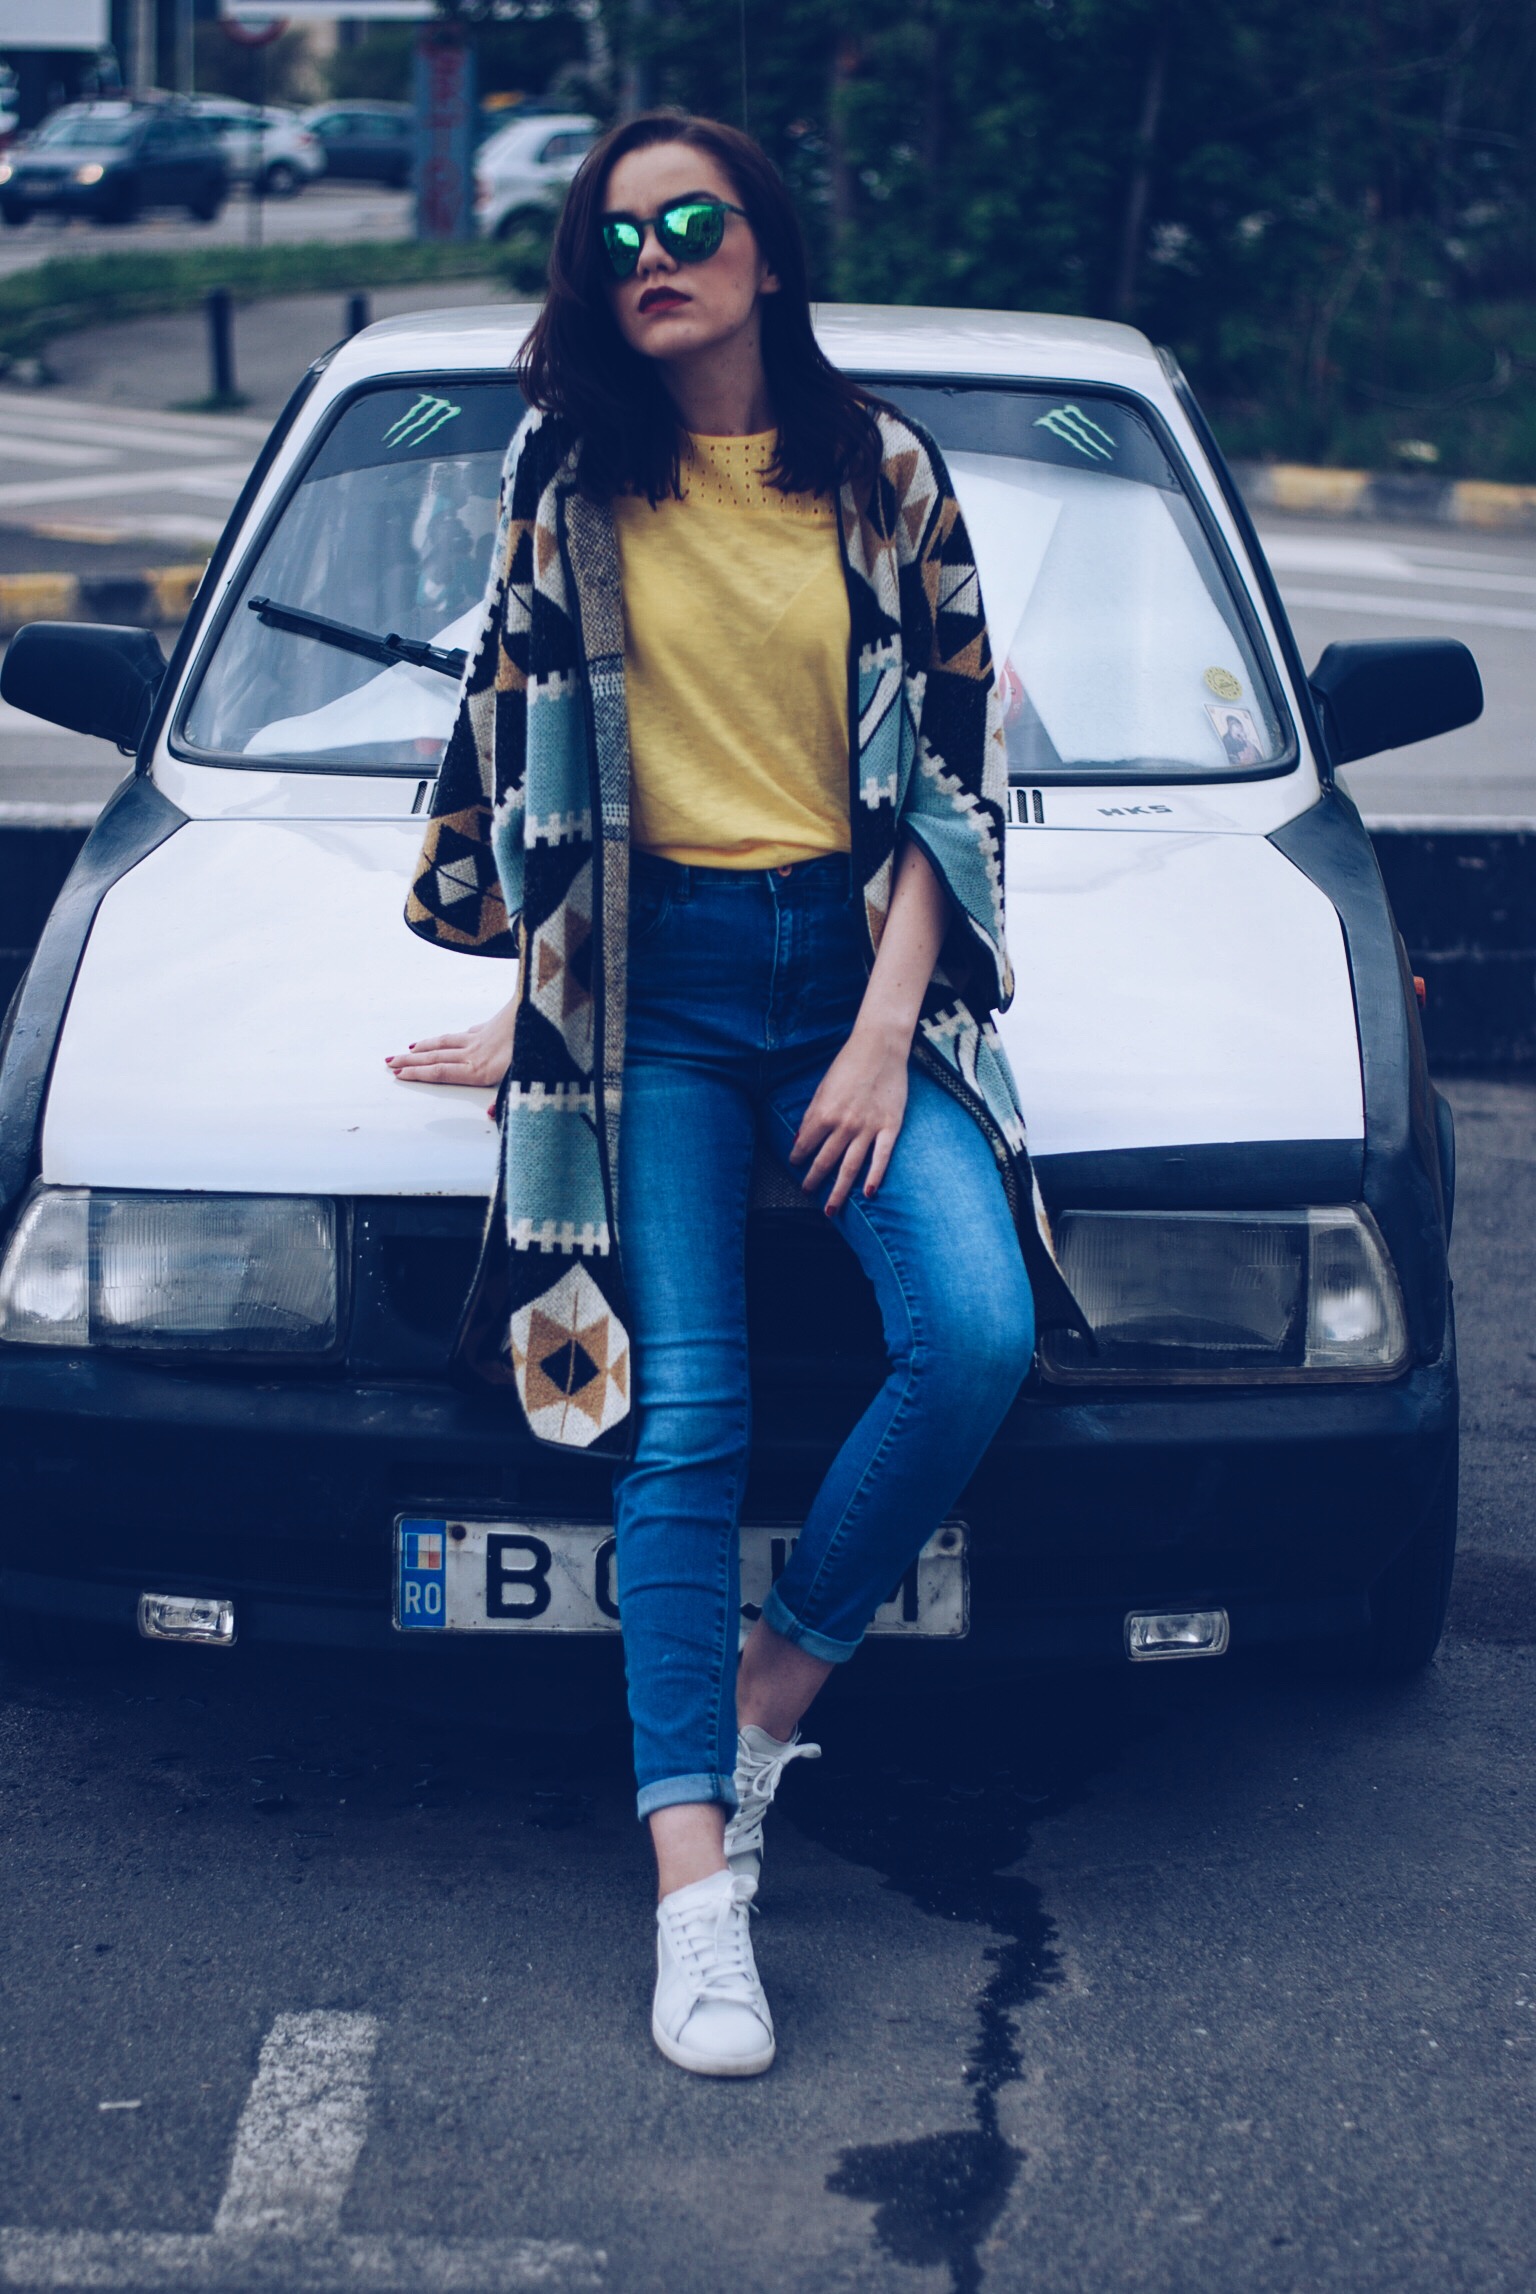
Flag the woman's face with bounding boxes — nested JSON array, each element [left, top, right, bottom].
[[602, 141, 778, 370]]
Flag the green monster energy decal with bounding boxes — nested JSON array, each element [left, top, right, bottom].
[[383, 394, 463, 449], [1034, 404, 1116, 461]]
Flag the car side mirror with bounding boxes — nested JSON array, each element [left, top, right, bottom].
[[0, 622, 167, 755], [1309, 638, 1482, 767]]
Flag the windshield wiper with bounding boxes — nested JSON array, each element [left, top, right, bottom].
[[247, 596, 467, 680]]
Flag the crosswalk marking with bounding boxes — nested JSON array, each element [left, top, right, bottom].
[[0, 461, 252, 510], [0, 390, 265, 539], [0, 414, 252, 459], [0, 2011, 605, 2291], [0, 388, 271, 446], [0, 437, 115, 469]]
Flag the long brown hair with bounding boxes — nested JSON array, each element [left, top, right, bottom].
[[518, 110, 883, 504]]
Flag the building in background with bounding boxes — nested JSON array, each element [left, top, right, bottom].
[[0, 0, 113, 130]]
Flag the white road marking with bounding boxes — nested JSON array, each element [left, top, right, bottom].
[[0, 2010, 605, 2290], [213, 2012, 378, 2236], [0, 438, 116, 470], [0, 389, 270, 445], [0, 416, 240, 459], [0, 703, 78, 737], [1261, 531, 1536, 595], [0, 462, 251, 510], [0, 458, 251, 509], [1281, 585, 1536, 632], [0, 2231, 603, 2288], [22, 514, 224, 547], [0, 802, 106, 826], [1260, 534, 1412, 578], [1358, 812, 1536, 832]]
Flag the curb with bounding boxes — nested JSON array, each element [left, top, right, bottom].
[[1232, 460, 1536, 530], [0, 566, 205, 637]]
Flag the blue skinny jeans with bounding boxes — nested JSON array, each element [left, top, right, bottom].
[[614, 851, 1035, 1822]]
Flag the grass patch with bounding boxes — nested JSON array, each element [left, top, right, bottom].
[[0, 236, 549, 368]]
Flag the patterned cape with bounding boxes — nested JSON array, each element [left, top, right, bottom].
[[406, 404, 1083, 1453]]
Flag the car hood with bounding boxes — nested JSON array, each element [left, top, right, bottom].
[[1000, 825, 1362, 1157], [40, 815, 1363, 1197], [43, 819, 506, 1197]]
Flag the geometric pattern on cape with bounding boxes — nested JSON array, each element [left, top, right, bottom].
[[406, 401, 1088, 1448], [509, 1261, 630, 1449], [528, 857, 594, 1073]]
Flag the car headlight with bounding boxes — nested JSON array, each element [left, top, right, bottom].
[[0, 163, 12, 185], [0, 1186, 338, 1355], [73, 163, 105, 185], [1040, 1206, 1408, 1384]]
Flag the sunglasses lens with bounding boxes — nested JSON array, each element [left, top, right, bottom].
[[658, 201, 727, 262], [601, 220, 642, 277]]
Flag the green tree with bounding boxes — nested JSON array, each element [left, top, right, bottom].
[[611, 0, 1536, 475]]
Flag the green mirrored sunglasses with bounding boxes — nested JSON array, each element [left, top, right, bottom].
[[600, 198, 748, 279]]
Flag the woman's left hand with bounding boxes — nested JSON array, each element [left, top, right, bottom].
[[790, 840, 951, 1215], [789, 1020, 910, 1214]]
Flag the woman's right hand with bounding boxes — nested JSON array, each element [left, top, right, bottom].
[[387, 997, 516, 1095]]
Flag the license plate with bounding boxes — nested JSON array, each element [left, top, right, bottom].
[[393, 1517, 968, 1638]]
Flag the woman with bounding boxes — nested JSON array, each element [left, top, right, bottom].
[[392, 110, 1079, 2079]]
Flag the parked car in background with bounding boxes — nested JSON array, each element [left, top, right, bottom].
[[190, 99, 324, 197], [0, 100, 227, 225], [299, 101, 412, 188], [0, 305, 1480, 1685], [475, 110, 596, 238], [0, 67, 19, 148]]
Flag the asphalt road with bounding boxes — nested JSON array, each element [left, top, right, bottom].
[[0, 1071, 1530, 2294], [0, 183, 417, 283]]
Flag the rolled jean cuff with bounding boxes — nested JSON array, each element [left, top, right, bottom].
[[635, 1771, 739, 1824], [761, 1583, 861, 1665]]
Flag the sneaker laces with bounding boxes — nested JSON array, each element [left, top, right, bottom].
[[662, 1875, 762, 2006], [726, 1732, 822, 1856]]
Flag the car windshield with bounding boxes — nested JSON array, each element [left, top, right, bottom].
[[179, 374, 1289, 781], [180, 382, 522, 773], [34, 108, 139, 149], [876, 381, 1290, 781]]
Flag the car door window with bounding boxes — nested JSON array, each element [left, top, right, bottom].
[[139, 119, 183, 181], [179, 381, 525, 772]]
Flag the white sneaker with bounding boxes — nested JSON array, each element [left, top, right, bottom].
[[652, 1869, 775, 2077], [723, 1724, 821, 1886]]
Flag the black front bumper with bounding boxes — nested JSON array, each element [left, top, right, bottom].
[[0, 1330, 1456, 1666]]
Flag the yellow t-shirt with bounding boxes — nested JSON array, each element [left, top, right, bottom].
[[612, 431, 851, 869]]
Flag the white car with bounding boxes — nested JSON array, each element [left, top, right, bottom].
[[474, 111, 597, 239], [190, 99, 324, 197], [0, 305, 1481, 1680]]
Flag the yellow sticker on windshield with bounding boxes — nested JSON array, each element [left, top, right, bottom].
[[1204, 666, 1243, 701]]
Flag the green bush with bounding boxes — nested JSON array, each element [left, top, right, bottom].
[[0, 238, 551, 371]]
